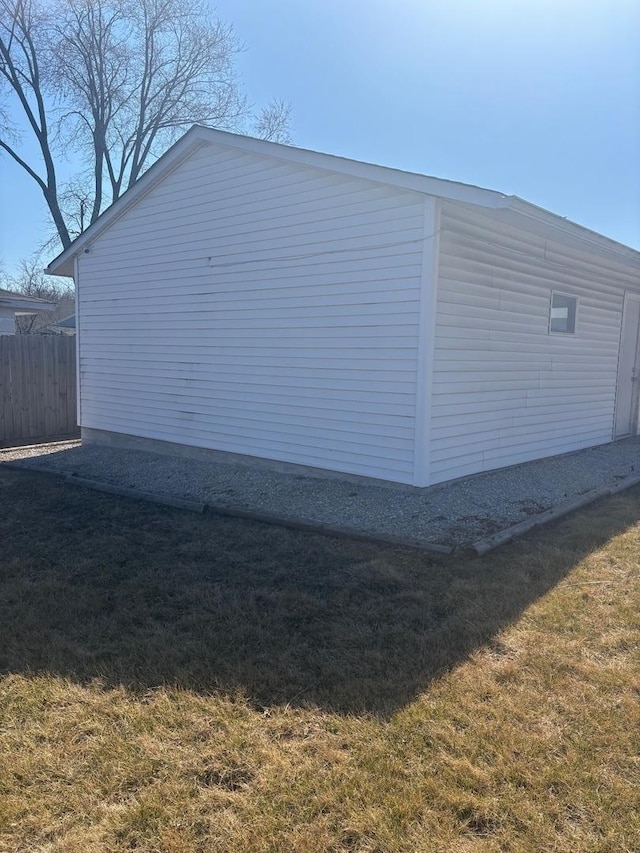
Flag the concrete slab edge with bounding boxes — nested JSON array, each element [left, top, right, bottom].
[[471, 474, 640, 556], [0, 463, 205, 513], [7, 460, 639, 557], [606, 473, 640, 494], [71, 476, 455, 554], [1, 461, 453, 555], [1, 461, 62, 476], [205, 504, 454, 555], [64, 475, 206, 513]]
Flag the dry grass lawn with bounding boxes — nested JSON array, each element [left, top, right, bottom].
[[0, 466, 638, 852]]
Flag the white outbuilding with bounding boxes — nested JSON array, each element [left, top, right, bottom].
[[47, 127, 640, 487], [0, 289, 55, 335]]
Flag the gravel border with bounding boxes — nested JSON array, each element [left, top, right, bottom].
[[2, 437, 639, 550]]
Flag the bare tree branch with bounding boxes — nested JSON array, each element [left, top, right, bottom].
[[253, 99, 292, 144], [0, 0, 292, 257], [0, 0, 71, 247]]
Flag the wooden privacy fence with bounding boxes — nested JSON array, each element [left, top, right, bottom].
[[0, 335, 78, 446]]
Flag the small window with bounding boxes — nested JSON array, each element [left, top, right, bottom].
[[549, 292, 577, 334]]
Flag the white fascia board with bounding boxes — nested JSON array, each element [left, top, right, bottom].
[[46, 129, 209, 277], [190, 127, 511, 208], [45, 124, 640, 277], [507, 197, 640, 267], [0, 298, 55, 312], [46, 126, 510, 277]]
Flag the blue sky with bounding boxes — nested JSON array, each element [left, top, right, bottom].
[[1, 0, 639, 274]]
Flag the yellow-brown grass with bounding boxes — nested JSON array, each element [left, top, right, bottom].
[[0, 467, 638, 852]]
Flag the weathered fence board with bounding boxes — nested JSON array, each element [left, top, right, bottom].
[[0, 336, 78, 445]]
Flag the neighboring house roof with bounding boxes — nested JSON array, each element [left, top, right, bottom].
[[15, 297, 74, 334], [0, 288, 56, 313], [52, 313, 76, 329], [46, 125, 640, 278], [45, 312, 76, 333]]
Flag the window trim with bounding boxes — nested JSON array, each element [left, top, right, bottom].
[[549, 291, 578, 335]]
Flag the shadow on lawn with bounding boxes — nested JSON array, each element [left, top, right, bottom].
[[1, 467, 638, 717]]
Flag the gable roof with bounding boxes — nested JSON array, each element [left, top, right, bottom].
[[46, 125, 640, 278], [0, 288, 56, 313], [15, 297, 75, 335]]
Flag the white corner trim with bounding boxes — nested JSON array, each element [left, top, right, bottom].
[[413, 197, 441, 487], [73, 255, 81, 427]]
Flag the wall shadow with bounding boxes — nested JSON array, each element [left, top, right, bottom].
[[1, 466, 638, 717]]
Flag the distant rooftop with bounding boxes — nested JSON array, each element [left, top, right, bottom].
[[53, 314, 76, 329], [0, 288, 55, 312]]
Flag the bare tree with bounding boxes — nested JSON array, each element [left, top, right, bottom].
[[0, 0, 70, 246], [253, 98, 292, 144], [0, 0, 291, 252], [7, 255, 72, 299]]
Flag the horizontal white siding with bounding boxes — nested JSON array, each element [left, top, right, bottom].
[[78, 144, 426, 482], [0, 308, 15, 335], [430, 201, 637, 483]]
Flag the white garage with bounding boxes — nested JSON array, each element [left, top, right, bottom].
[[47, 127, 640, 486]]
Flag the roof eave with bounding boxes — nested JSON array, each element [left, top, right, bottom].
[[506, 197, 640, 265], [45, 125, 640, 275], [0, 298, 56, 312], [183, 126, 511, 208], [47, 126, 210, 277], [46, 126, 512, 277], [45, 256, 75, 278]]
